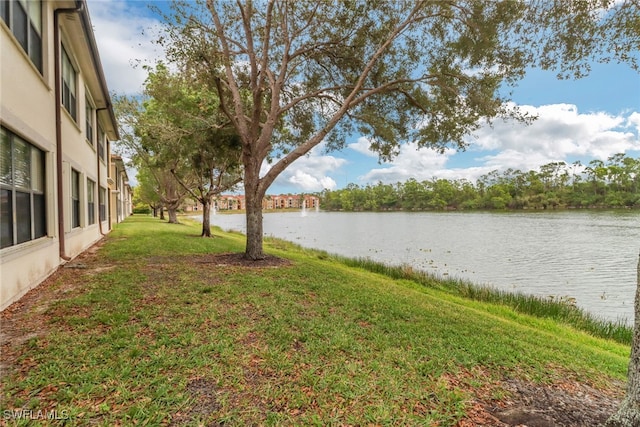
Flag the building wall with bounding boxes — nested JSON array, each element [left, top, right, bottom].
[[1, 1, 118, 311], [109, 156, 132, 225]]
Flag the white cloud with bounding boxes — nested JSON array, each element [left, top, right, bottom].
[[264, 145, 347, 192], [357, 142, 456, 184], [470, 104, 637, 160], [286, 170, 338, 192], [348, 136, 379, 158], [356, 103, 639, 185], [628, 112, 640, 133], [87, 1, 165, 95]]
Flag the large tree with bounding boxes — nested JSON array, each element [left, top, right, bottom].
[[158, 0, 638, 259], [132, 166, 163, 216], [113, 94, 189, 224], [141, 65, 243, 236], [114, 64, 243, 229]]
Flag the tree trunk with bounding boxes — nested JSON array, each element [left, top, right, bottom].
[[605, 252, 640, 426], [244, 181, 265, 260], [159, 204, 165, 220], [201, 197, 212, 237], [163, 199, 181, 224], [167, 206, 179, 223]]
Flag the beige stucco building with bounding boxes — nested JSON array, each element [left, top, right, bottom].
[[1, 0, 121, 310], [184, 194, 320, 212], [109, 155, 132, 224]]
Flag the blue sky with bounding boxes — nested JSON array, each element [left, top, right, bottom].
[[88, 1, 640, 195]]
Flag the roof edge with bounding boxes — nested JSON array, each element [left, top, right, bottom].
[[76, 0, 120, 141]]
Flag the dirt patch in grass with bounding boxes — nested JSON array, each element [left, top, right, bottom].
[[451, 368, 624, 426], [192, 252, 292, 268], [143, 253, 292, 269], [494, 378, 622, 426], [170, 378, 223, 426]]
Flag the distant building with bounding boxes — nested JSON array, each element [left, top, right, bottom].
[[217, 194, 246, 210], [109, 155, 133, 223], [182, 194, 320, 212], [266, 194, 319, 209], [1, 1, 121, 310]]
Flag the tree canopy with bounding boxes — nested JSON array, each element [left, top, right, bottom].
[[114, 64, 242, 229], [155, 0, 639, 258], [140, 64, 243, 235]]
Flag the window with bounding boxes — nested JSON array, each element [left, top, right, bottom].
[[71, 169, 80, 228], [99, 186, 106, 222], [1, 0, 42, 73], [85, 96, 94, 145], [98, 127, 105, 162], [62, 46, 77, 121], [98, 187, 107, 222], [1, 126, 46, 249], [87, 178, 95, 225]]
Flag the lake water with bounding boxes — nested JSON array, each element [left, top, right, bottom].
[[207, 210, 640, 324]]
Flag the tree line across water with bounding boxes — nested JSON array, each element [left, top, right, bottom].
[[319, 154, 640, 211]]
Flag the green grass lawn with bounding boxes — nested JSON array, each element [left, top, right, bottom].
[[1, 215, 629, 426]]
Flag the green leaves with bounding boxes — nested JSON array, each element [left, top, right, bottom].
[[152, 0, 638, 255], [156, 0, 639, 162], [113, 61, 243, 216]]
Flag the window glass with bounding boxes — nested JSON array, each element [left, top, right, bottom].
[[99, 187, 106, 221], [15, 191, 31, 244], [1, 127, 46, 247], [31, 148, 43, 192], [0, 129, 11, 185], [98, 127, 105, 161], [67, 57, 75, 92], [87, 180, 95, 203], [1, 1, 41, 73], [13, 137, 30, 189], [12, 0, 28, 52], [0, 189, 13, 249], [33, 193, 45, 238], [27, 0, 40, 33], [71, 169, 80, 228], [1, 1, 9, 26], [29, 21, 41, 71], [72, 170, 79, 198], [87, 179, 95, 225], [86, 97, 94, 144], [27, 0, 40, 70], [62, 47, 77, 120]]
